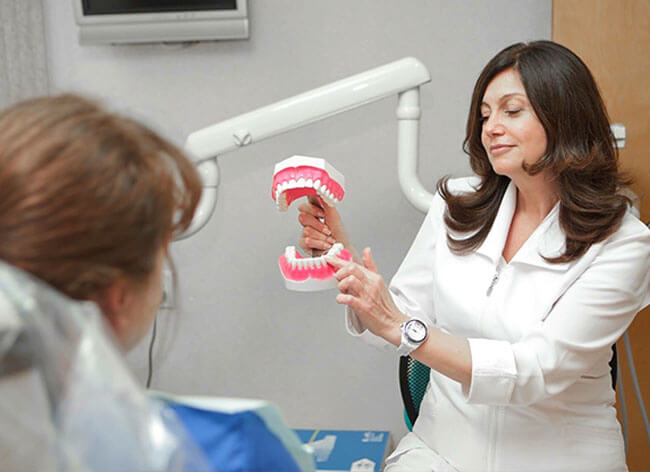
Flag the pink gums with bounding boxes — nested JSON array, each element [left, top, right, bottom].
[[278, 248, 352, 282], [271, 165, 345, 207]]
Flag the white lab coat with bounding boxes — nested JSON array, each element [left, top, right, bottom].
[[347, 177, 650, 472]]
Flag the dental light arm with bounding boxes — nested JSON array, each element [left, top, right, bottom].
[[179, 57, 432, 239]]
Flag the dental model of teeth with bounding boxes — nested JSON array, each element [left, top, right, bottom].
[[271, 155, 345, 211], [272, 155, 348, 291], [278, 243, 352, 291]]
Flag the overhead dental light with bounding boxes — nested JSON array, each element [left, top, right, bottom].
[[179, 57, 432, 240]]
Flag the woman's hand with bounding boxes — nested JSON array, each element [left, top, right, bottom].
[[329, 247, 473, 387], [326, 247, 408, 345], [297, 195, 358, 261]]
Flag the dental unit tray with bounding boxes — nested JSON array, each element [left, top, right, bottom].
[[272, 155, 351, 291]]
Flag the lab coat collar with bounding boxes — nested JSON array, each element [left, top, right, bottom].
[[475, 179, 569, 271]]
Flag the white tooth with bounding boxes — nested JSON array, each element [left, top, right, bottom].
[[306, 179, 313, 188], [320, 184, 328, 193], [307, 259, 314, 268], [314, 179, 321, 189], [332, 197, 339, 204], [281, 181, 290, 191], [289, 179, 297, 188], [314, 258, 322, 268], [328, 243, 342, 256], [298, 177, 306, 188]]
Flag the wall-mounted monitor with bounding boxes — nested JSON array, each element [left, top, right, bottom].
[[73, 0, 249, 44]]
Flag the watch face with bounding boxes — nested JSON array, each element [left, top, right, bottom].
[[405, 319, 427, 343]]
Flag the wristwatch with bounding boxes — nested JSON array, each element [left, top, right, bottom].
[[396, 318, 429, 357]]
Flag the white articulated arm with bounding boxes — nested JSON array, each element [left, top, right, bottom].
[[397, 88, 434, 212], [179, 57, 432, 239]]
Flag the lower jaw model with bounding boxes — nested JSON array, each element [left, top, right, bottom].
[[278, 244, 352, 291], [272, 155, 348, 291]]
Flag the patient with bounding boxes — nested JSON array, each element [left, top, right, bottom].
[[0, 94, 202, 470], [0, 94, 201, 350], [0, 94, 312, 472]]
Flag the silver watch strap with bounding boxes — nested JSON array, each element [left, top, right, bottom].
[[397, 322, 415, 357]]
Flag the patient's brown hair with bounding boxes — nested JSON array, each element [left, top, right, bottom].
[[0, 94, 202, 299]]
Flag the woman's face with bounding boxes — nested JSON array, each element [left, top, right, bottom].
[[480, 68, 547, 179]]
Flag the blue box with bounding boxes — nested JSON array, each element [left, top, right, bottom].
[[294, 429, 392, 472]]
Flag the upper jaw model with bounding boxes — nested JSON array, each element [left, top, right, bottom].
[[272, 155, 345, 211], [272, 155, 348, 291]]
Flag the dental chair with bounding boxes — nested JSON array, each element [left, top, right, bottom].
[[0, 261, 313, 472], [0, 261, 211, 471], [399, 347, 619, 431]]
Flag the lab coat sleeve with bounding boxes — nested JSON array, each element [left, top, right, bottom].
[[464, 223, 650, 406], [388, 193, 442, 327], [345, 191, 444, 343]]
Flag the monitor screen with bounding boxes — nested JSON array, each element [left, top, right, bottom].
[[82, 1, 237, 15], [74, 0, 248, 43]]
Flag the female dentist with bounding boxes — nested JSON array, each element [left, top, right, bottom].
[[299, 40, 650, 472]]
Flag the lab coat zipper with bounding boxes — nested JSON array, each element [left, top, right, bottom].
[[480, 260, 503, 338], [486, 405, 504, 471], [486, 258, 505, 296], [485, 261, 504, 470], [486, 271, 500, 295], [485, 405, 496, 472]]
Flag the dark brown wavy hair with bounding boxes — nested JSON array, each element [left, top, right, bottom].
[[0, 94, 202, 299], [439, 40, 630, 263]]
